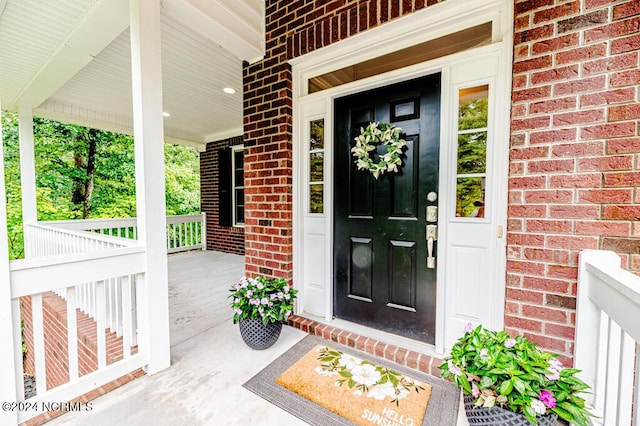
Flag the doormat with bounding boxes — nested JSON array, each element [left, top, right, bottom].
[[277, 344, 432, 425], [243, 335, 460, 426]]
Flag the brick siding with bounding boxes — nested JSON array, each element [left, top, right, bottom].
[[508, 0, 640, 362], [21, 293, 134, 390], [19, 292, 144, 425], [200, 136, 245, 255]]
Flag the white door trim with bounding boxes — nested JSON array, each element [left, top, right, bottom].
[[292, 0, 513, 354]]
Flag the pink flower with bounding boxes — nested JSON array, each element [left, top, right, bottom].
[[531, 400, 546, 415], [447, 360, 462, 376], [545, 369, 560, 381], [465, 323, 474, 332], [472, 383, 480, 398], [504, 338, 516, 348], [549, 359, 563, 371], [479, 348, 488, 358], [539, 390, 556, 408]]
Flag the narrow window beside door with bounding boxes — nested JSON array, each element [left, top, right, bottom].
[[309, 119, 324, 214], [232, 145, 245, 226], [456, 85, 488, 218]]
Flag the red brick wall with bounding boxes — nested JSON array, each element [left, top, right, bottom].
[[508, 0, 640, 362], [200, 136, 245, 255], [21, 293, 130, 391], [244, 0, 446, 278]]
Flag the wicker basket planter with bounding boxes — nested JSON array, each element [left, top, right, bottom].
[[238, 318, 283, 350], [464, 395, 558, 426]]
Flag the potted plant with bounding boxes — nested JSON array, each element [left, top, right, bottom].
[[229, 276, 298, 350], [440, 324, 593, 425]]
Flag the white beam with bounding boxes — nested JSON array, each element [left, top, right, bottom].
[[13, 0, 130, 108], [162, 0, 265, 63], [129, 0, 171, 374], [19, 108, 37, 259], [0, 101, 19, 424]]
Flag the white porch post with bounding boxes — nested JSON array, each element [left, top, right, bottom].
[[129, 0, 170, 373], [18, 107, 37, 258], [0, 102, 19, 423]]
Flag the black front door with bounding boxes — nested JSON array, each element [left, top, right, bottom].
[[333, 73, 441, 343]]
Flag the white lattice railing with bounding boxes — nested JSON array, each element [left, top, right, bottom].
[[9, 236, 147, 423], [42, 213, 206, 253], [575, 249, 640, 426]]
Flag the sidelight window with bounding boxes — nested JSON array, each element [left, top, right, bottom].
[[455, 85, 488, 218], [309, 119, 324, 214], [232, 145, 245, 226]]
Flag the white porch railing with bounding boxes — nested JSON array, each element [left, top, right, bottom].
[[42, 213, 206, 253], [26, 223, 139, 346], [10, 224, 147, 423], [575, 250, 640, 426]]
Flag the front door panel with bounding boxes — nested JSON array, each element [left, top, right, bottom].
[[333, 73, 441, 343]]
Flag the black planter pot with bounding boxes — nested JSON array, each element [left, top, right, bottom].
[[464, 395, 558, 425], [238, 318, 283, 350]]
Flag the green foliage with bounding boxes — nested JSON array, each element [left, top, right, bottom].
[[456, 96, 488, 218], [2, 111, 201, 259], [229, 276, 298, 326], [164, 144, 200, 215], [440, 325, 593, 425]]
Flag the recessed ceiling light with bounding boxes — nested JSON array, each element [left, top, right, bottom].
[[223, 87, 236, 94], [163, 112, 171, 117]]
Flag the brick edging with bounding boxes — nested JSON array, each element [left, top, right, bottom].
[[287, 315, 444, 377]]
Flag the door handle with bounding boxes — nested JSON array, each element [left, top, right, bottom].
[[426, 224, 437, 269]]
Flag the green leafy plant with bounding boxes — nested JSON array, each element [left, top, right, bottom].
[[440, 324, 593, 425], [229, 276, 298, 326]]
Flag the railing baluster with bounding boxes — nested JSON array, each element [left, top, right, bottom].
[[618, 332, 635, 426], [11, 299, 25, 401], [96, 281, 106, 369], [634, 342, 639, 426], [32, 294, 46, 394], [66, 287, 79, 380], [122, 275, 132, 358], [604, 319, 621, 425]]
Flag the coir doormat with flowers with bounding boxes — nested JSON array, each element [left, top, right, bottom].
[[243, 335, 460, 426]]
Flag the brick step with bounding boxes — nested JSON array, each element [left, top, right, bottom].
[[21, 292, 138, 391]]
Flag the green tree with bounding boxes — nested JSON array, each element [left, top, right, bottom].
[[2, 111, 201, 259]]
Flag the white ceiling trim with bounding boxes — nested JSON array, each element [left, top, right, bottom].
[[161, 0, 265, 63], [12, 0, 129, 108], [35, 100, 207, 150], [205, 127, 243, 143]]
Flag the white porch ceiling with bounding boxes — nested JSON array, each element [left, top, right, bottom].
[[0, 0, 264, 149]]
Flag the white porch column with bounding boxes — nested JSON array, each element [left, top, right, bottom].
[[18, 107, 37, 258], [0, 102, 19, 423], [129, 0, 170, 373]]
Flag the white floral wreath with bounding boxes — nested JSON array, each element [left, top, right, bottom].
[[351, 122, 406, 179]]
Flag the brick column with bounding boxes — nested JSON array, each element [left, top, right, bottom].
[[507, 0, 640, 362]]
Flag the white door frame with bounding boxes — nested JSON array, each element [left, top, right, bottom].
[[291, 0, 513, 354]]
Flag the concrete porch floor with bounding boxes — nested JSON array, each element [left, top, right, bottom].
[[49, 250, 467, 425]]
